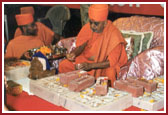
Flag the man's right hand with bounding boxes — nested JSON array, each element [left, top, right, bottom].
[[66, 41, 87, 62], [66, 53, 76, 62]]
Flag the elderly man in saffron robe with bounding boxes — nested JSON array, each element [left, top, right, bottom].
[[59, 4, 128, 87]]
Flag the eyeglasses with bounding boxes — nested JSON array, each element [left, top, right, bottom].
[[89, 20, 100, 26]]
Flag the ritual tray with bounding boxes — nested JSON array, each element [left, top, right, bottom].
[[27, 45, 67, 60]]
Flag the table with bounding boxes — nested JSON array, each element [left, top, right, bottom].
[[6, 91, 164, 111]]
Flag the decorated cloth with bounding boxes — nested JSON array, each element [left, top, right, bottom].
[[15, 14, 34, 26], [5, 35, 44, 59], [59, 20, 128, 86], [14, 22, 54, 46], [88, 4, 108, 21], [20, 6, 35, 15]]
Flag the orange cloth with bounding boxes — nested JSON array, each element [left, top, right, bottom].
[[14, 22, 54, 46], [59, 20, 128, 86], [88, 4, 108, 21], [5, 35, 44, 59], [15, 14, 34, 26], [20, 6, 34, 15]]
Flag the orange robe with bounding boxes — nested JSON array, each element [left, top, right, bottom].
[[59, 20, 128, 86], [5, 35, 44, 59], [14, 22, 54, 46]]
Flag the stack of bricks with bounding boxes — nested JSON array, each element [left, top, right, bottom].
[[59, 70, 87, 86], [95, 77, 109, 96], [68, 75, 95, 92], [126, 77, 157, 93], [114, 77, 157, 97], [114, 80, 144, 97]]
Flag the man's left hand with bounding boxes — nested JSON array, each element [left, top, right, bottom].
[[76, 62, 93, 71]]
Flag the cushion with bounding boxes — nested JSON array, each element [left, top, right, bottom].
[[119, 46, 164, 80], [113, 16, 164, 48], [121, 30, 144, 58], [121, 30, 154, 59], [141, 31, 153, 52]]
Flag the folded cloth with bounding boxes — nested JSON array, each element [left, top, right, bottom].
[[32, 51, 50, 70]]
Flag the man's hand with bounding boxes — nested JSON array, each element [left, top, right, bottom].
[[75, 61, 110, 71], [66, 53, 76, 62], [75, 62, 93, 71], [52, 33, 61, 45]]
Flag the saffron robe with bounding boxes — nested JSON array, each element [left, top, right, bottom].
[[5, 35, 44, 59], [59, 20, 128, 86], [14, 22, 54, 46]]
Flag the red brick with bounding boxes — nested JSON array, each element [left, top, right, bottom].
[[59, 70, 87, 85], [126, 77, 157, 93], [114, 80, 144, 97], [68, 75, 95, 92]]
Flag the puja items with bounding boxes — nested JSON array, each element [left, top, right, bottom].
[[68, 75, 95, 92], [27, 46, 51, 58], [28, 45, 67, 59], [95, 77, 109, 96], [59, 70, 88, 85]]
